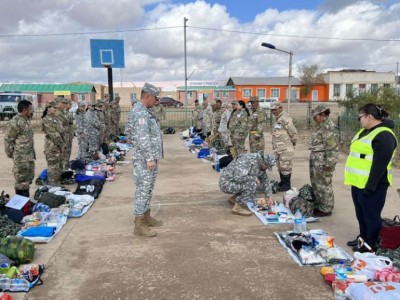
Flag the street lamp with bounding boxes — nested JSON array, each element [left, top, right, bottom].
[[261, 42, 293, 114]]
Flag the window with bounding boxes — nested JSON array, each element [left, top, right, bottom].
[[214, 91, 220, 98], [223, 91, 229, 98], [333, 84, 341, 97], [78, 94, 86, 101], [359, 84, 366, 94], [383, 83, 390, 88], [270, 88, 279, 98], [257, 89, 266, 99], [243, 88, 252, 98], [346, 84, 353, 96], [371, 84, 378, 93]]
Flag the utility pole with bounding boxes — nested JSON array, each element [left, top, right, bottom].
[[184, 17, 189, 122]]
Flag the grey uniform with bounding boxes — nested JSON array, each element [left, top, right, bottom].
[[75, 110, 87, 160], [127, 102, 163, 216], [219, 153, 275, 205], [84, 109, 101, 160]]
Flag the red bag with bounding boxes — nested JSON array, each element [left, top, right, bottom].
[[380, 215, 400, 250]]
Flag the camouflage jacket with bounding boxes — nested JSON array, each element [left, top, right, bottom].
[[212, 108, 222, 133], [202, 105, 213, 131], [248, 107, 266, 135], [4, 114, 36, 162], [124, 110, 134, 140], [42, 111, 64, 149], [150, 105, 165, 122], [96, 110, 105, 131], [218, 110, 231, 132], [228, 109, 249, 139], [272, 111, 297, 152], [220, 153, 272, 197], [128, 102, 163, 160], [309, 117, 339, 167], [192, 105, 203, 121], [75, 110, 86, 135], [84, 109, 101, 133], [109, 107, 119, 124]]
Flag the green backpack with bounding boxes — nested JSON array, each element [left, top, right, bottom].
[[0, 236, 35, 265], [38, 192, 66, 208]]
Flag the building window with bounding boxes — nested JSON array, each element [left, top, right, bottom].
[[371, 84, 378, 93], [359, 84, 366, 94], [333, 84, 341, 97], [243, 89, 252, 98], [223, 91, 229, 98], [383, 83, 390, 88], [257, 89, 266, 99], [270, 88, 279, 98], [214, 91, 220, 98], [346, 84, 353, 96], [78, 94, 86, 101]]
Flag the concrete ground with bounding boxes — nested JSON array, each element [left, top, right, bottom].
[[0, 131, 399, 300]]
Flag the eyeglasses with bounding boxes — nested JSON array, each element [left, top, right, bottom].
[[358, 114, 367, 121]]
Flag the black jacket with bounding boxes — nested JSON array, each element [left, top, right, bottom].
[[358, 119, 397, 193]]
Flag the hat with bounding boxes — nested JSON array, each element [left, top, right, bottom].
[[115, 96, 121, 101], [96, 100, 103, 107], [311, 104, 329, 117], [231, 100, 238, 105], [46, 101, 57, 108], [221, 103, 229, 108], [261, 152, 276, 171], [55, 97, 68, 104], [78, 101, 86, 107], [249, 96, 259, 102], [270, 102, 282, 110], [142, 82, 160, 97]]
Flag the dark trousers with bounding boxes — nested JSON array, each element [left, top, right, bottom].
[[351, 186, 387, 245]]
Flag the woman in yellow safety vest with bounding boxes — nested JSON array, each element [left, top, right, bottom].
[[344, 103, 397, 253]]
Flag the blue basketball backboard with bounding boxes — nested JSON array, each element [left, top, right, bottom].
[[90, 39, 125, 68]]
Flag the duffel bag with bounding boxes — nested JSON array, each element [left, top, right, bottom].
[[0, 237, 35, 265], [75, 179, 105, 199], [379, 215, 400, 250]]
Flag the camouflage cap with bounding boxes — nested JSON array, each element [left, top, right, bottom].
[[55, 97, 68, 104], [261, 152, 276, 171], [142, 82, 160, 97], [46, 101, 57, 108], [231, 100, 238, 105], [311, 104, 329, 117], [270, 101, 282, 110], [78, 101, 86, 107], [249, 96, 259, 102], [96, 100, 103, 107], [115, 96, 121, 101]]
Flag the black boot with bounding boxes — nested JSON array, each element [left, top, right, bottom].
[[22, 189, 30, 198], [15, 189, 24, 196], [278, 174, 291, 192], [278, 172, 284, 187]]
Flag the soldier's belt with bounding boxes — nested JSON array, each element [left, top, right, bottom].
[[249, 131, 258, 134]]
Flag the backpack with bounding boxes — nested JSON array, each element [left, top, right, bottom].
[[0, 236, 36, 264], [163, 127, 175, 134], [38, 192, 66, 208], [75, 179, 105, 199], [289, 196, 314, 217]]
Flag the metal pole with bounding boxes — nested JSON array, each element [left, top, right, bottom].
[[107, 66, 114, 101], [288, 52, 293, 114], [184, 17, 189, 124]]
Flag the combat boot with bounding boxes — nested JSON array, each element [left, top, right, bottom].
[[278, 174, 291, 192], [227, 195, 237, 206], [134, 216, 157, 237], [15, 189, 25, 197], [232, 203, 252, 216], [144, 209, 163, 227], [278, 172, 284, 187]]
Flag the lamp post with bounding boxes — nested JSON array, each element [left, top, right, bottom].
[[261, 42, 293, 114]]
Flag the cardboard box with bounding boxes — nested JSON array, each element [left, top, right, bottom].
[[5, 195, 31, 223]]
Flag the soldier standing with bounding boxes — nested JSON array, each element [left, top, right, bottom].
[[192, 99, 203, 132], [63, 99, 74, 170], [85, 101, 101, 160], [103, 100, 111, 142], [309, 104, 339, 217], [114, 96, 121, 135], [75, 101, 87, 160], [150, 100, 165, 125], [126, 83, 163, 238], [54, 97, 69, 170], [270, 102, 298, 192], [248, 96, 267, 153], [212, 100, 222, 135], [95, 100, 105, 145], [202, 100, 213, 137], [219, 152, 276, 216], [218, 103, 231, 149], [229, 100, 249, 155], [125, 97, 137, 143], [42, 101, 64, 186], [4, 100, 35, 197]]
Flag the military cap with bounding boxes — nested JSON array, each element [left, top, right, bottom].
[[270, 101, 282, 110], [96, 100, 103, 107], [261, 152, 276, 171], [142, 82, 160, 97], [55, 97, 68, 104], [78, 101, 86, 107], [231, 100, 238, 105], [311, 104, 329, 117], [46, 101, 57, 108], [249, 96, 259, 102]]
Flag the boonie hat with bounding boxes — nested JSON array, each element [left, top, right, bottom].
[[96, 100, 103, 107], [311, 104, 329, 117], [55, 97, 68, 104], [270, 102, 282, 110], [142, 82, 160, 98], [78, 101, 86, 107], [46, 101, 57, 108]]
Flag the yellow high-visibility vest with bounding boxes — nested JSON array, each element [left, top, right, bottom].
[[344, 127, 397, 188]]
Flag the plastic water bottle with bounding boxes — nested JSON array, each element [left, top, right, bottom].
[[215, 159, 220, 172], [293, 209, 306, 232], [9, 278, 31, 292], [334, 260, 347, 300]]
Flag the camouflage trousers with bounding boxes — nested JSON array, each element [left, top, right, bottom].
[[249, 133, 265, 153], [309, 152, 336, 213], [87, 132, 99, 160], [45, 150, 62, 186], [63, 135, 73, 170], [231, 136, 246, 155], [275, 148, 294, 175], [13, 161, 35, 190], [219, 176, 267, 205], [77, 133, 87, 160], [109, 122, 119, 137], [194, 120, 202, 131], [219, 131, 231, 148], [133, 159, 159, 216]]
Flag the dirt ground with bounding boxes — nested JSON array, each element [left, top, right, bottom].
[[0, 130, 399, 300]]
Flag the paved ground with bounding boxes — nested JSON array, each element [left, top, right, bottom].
[[0, 131, 399, 300]]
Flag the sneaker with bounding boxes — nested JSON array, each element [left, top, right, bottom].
[[313, 209, 332, 217], [347, 235, 361, 247], [232, 203, 252, 216]]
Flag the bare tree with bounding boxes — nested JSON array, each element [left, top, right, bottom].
[[298, 64, 325, 97]]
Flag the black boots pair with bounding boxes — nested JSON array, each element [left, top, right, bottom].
[[278, 172, 291, 192], [15, 189, 30, 198]]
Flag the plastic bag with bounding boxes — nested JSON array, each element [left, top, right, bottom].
[[346, 282, 400, 300], [352, 252, 393, 280]]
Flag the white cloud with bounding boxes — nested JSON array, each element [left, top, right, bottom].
[[0, 0, 399, 84]]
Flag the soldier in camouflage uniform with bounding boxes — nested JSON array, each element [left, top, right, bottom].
[[248, 96, 267, 153], [309, 104, 339, 216], [219, 152, 276, 216], [229, 100, 249, 155], [95, 100, 105, 145], [125, 97, 138, 144], [4, 100, 35, 197], [42, 101, 64, 186], [85, 101, 101, 161], [109, 100, 119, 138], [212, 100, 222, 135], [103, 100, 111, 142], [63, 99, 74, 170], [114, 96, 121, 135], [126, 83, 163, 238], [54, 97, 69, 171], [271, 102, 298, 192], [150, 100, 166, 126], [75, 101, 87, 160], [202, 100, 213, 137], [192, 99, 203, 132], [218, 103, 231, 148]]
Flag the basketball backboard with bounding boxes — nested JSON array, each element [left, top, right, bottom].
[[90, 39, 125, 68]]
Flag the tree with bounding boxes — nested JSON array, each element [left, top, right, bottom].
[[298, 64, 325, 98]]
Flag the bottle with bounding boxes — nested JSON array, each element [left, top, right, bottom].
[[293, 209, 304, 232], [9, 278, 31, 292], [333, 260, 347, 300], [215, 159, 220, 172]]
